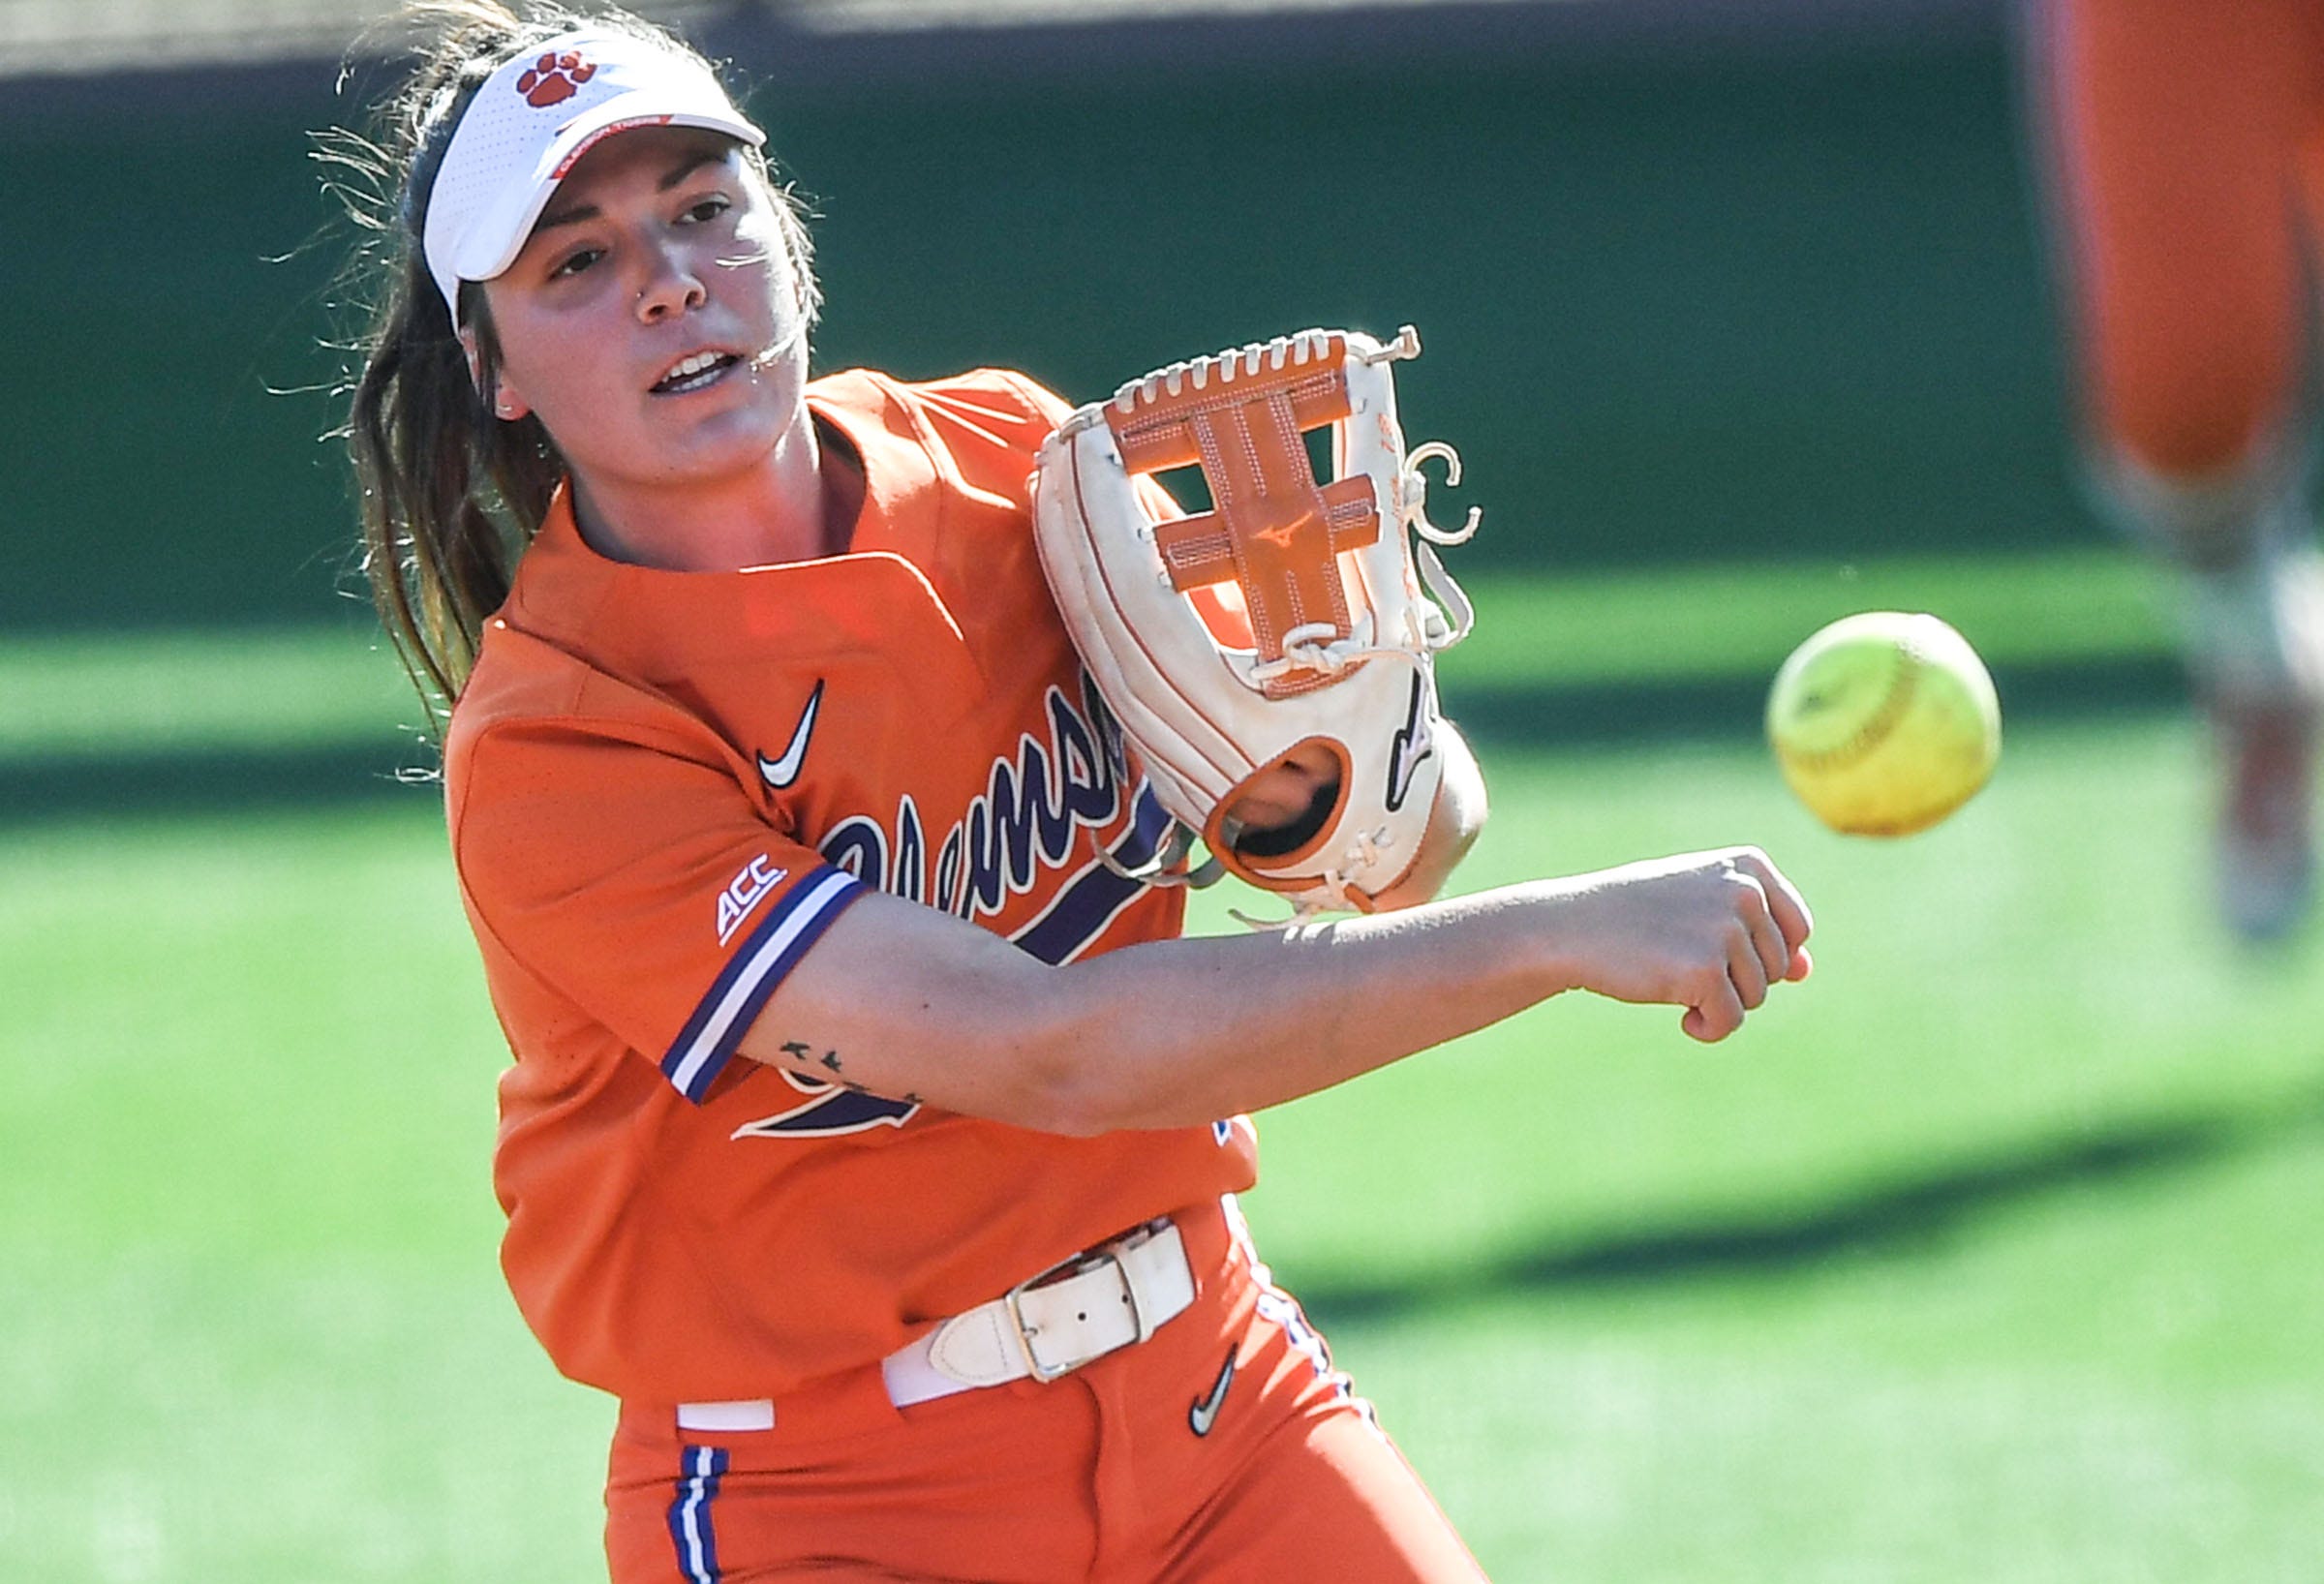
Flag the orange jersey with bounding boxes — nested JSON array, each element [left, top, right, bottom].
[[445, 367, 1261, 1404]]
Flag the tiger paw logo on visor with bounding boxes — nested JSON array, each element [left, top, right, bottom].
[[516, 50, 596, 107]]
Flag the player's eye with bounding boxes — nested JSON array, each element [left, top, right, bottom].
[[548, 246, 603, 280], [678, 195, 731, 226]]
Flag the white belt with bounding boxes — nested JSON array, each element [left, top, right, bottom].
[[677, 1218, 1196, 1431]]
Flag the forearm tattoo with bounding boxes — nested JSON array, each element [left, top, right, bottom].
[[773, 1037, 916, 1105]]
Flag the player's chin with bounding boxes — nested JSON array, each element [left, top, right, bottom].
[[642, 407, 788, 476]]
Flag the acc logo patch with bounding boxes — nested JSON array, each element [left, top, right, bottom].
[[716, 854, 788, 945]]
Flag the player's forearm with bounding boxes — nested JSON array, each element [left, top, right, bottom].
[[1022, 884, 1566, 1133], [746, 845, 1808, 1135], [745, 877, 1567, 1134], [1028, 842, 1811, 1132]]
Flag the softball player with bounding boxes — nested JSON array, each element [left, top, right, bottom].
[[341, 4, 1816, 1578], [2024, 0, 2324, 939]]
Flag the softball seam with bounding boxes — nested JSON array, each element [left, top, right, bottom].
[[1777, 641, 1923, 775]]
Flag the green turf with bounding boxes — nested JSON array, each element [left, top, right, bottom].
[[0, 547, 2173, 761], [1211, 716, 2324, 1286], [0, 624, 420, 760], [6, 705, 2319, 1579], [1212, 715, 2324, 1580], [0, 802, 604, 1578], [1434, 546, 2174, 691]]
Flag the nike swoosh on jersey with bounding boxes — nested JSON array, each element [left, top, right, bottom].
[[1188, 1348, 1238, 1438], [757, 680, 826, 790]]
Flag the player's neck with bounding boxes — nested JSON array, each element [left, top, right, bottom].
[[569, 411, 856, 571]]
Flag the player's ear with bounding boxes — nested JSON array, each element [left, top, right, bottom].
[[460, 319, 533, 424]]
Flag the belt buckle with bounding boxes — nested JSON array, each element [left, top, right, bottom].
[[1001, 1220, 1163, 1383]]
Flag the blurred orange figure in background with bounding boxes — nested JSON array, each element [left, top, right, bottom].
[[2026, 0, 2324, 939]]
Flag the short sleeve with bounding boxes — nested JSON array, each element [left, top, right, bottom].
[[449, 712, 865, 1103]]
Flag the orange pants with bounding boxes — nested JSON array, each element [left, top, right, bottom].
[[2030, 0, 2324, 480], [604, 1202, 1487, 1583]]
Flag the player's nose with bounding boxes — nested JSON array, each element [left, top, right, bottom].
[[634, 239, 707, 321]]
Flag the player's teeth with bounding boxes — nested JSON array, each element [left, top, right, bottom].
[[657, 352, 728, 391]]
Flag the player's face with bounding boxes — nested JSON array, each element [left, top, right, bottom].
[[476, 127, 810, 497]]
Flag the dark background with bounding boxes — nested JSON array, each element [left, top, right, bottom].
[[0, 0, 2084, 632]]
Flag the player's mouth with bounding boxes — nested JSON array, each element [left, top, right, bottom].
[[651, 350, 741, 396]]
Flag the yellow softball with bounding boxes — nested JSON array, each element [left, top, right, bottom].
[[1765, 611, 2002, 837]]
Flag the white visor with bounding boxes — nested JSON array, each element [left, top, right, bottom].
[[420, 28, 765, 323]]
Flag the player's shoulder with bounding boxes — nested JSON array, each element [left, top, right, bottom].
[[931, 366, 1078, 428], [813, 365, 1077, 465], [445, 621, 717, 794]]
